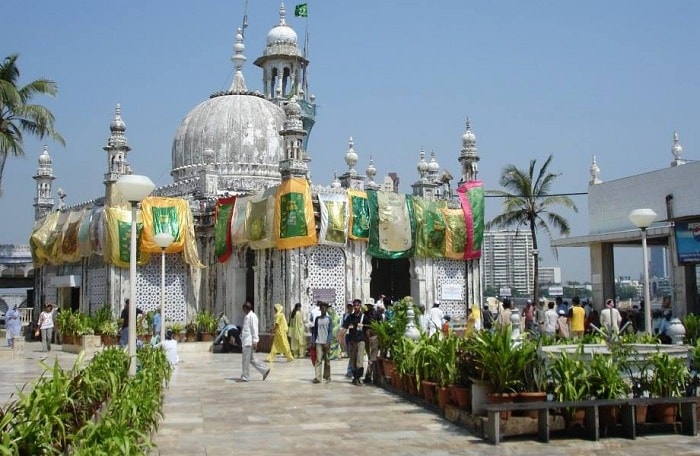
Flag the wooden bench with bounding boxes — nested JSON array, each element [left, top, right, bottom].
[[484, 397, 697, 445]]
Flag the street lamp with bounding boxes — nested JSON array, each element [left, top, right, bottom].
[[628, 208, 657, 335], [154, 232, 175, 345], [116, 174, 156, 376]]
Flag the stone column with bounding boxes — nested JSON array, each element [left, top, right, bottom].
[[589, 242, 615, 310]]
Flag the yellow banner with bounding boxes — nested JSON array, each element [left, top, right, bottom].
[[30, 211, 59, 267], [104, 206, 150, 268], [441, 207, 467, 260], [275, 178, 317, 250], [140, 197, 204, 267]]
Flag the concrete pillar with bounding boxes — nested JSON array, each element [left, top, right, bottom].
[[590, 242, 615, 310]]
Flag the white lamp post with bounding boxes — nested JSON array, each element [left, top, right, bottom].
[[628, 208, 657, 335], [154, 232, 175, 345], [115, 175, 156, 376]]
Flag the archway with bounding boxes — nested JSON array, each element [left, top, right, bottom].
[[370, 258, 411, 303]]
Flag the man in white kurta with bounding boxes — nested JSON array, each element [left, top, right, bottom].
[[240, 303, 270, 382], [5, 305, 21, 348], [427, 302, 444, 337]]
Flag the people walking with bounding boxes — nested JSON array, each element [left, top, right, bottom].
[[5, 304, 21, 348], [600, 299, 622, 335], [288, 303, 306, 358], [311, 301, 333, 383], [544, 301, 557, 337], [267, 303, 294, 363], [494, 298, 513, 331], [339, 299, 366, 385], [36, 304, 55, 352], [465, 303, 482, 334], [427, 301, 444, 337], [240, 302, 270, 382]]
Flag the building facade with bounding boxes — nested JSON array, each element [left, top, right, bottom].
[[30, 5, 483, 333], [482, 230, 534, 296]]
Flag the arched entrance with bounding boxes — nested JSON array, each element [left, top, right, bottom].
[[370, 258, 411, 302]]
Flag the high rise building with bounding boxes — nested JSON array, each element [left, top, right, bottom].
[[649, 246, 667, 279], [482, 230, 534, 296]]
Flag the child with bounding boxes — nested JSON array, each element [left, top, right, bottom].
[[442, 315, 452, 336]]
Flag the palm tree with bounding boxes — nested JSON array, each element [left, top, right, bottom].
[[0, 53, 64, 193], [487, 155, 577, 304]]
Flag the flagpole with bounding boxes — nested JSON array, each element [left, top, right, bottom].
[[304, 11, 309, 96]]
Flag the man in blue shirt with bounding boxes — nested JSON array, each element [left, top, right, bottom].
[[311, 301, 333, 383]]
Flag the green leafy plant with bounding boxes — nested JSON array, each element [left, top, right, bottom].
[[467, 326, 535, 393], [587, 353, 630, 399], [97, 320, 119, 337], [683, 313, 700, 346], [170, 322, 185, 334], [547, 348, 590, 402], [648, 352, 689, 398], [195, 310, 218, 333]]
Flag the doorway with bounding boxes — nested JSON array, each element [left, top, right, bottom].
[[370, 258, 411, 302]]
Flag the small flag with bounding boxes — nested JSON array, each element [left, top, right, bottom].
[[294, 3, 308, 17]]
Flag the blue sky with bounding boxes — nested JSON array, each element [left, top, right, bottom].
[[1, 0, 698, 282]]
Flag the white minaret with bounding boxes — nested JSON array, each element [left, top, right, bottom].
[[458, 118, 479, 183], [103, 104, 131, 204], [33, 145, 55, 219]]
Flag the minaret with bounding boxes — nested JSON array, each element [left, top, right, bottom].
[[411, 149, 439, 200], [255, 4, 316, 147], [589, 155, 602, 185], [279, 94, 310, 180], [339, 137, 365, 189], [33, 145, 55, 219], [458, 118, 479, 183], [103, 104, 131, 205], [671, 131, 686, 167]]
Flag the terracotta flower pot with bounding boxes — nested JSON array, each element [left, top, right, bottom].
[[450, 385, 470, 411], [437, 386, 450, 413], [653, 403, 678, 424], [421, 380, 436, 405], [635, 404, 648, 424], [487, 392, 517, 420], [517, 391, 547, 419]]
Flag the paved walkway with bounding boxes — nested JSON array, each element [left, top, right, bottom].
[[2, 343, 700, 455]]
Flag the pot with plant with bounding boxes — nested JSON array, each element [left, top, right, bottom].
[[185, 322, 197, 342], [468, 326, 533, 419], [414, 333, 441, 405], [588, 352, 631, 431], [195, 310, 218, 342], [434, 335, 458, 413], [170, 322, 186, 342], [648, 351, 690, 424], [98, 320, 119, 346], [392, 337, 417, 395], [547, 347, 590, 428], [518, 339, 548, 418]]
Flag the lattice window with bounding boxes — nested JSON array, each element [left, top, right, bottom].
[[135, 254, 187, 323], [87, 266, 107, 310], [307, 245, 346, 316], [435, 259, 467, 319]]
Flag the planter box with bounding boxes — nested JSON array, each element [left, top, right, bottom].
[[62, 335, 102, 354]]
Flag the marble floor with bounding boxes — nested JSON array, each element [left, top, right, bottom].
[[2, 343, 700, 455]]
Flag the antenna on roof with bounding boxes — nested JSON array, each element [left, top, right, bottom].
[[241, 0, 249, 37]]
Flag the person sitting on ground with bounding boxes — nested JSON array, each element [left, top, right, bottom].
[[158, 329, 179, 366]]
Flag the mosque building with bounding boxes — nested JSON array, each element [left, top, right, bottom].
[[29, 5, 484, 335]]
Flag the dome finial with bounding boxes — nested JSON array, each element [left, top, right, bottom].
[[589, 155, 601, 185], [331, 171, 341, 188], [279, 3, 287, 25], [428, 149, 440, 176], [345, 137, 358, 174], [672, 131, 684, 160], [110, 103, 126, 132], [230, 28, 248, 92], [417, 148, 428, 178]]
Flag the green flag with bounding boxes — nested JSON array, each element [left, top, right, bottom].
[[294, 3, 308, 17]]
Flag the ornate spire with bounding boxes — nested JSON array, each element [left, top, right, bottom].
[[416, 148, 428, 179], [33, 145, 55, 219], [428, 150, 440, 179], [589, 155, 601, 185], [344, 137, 358, 175], [671, 131, 685, 167], [331, 172, 341, 188], [230, 28, 248, 92], [458, 116, 479, 182]]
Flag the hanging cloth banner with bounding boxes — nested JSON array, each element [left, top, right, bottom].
[[413, 198, 447, 258], [104, 206, 150, 268], [77, 209, 93, 258], [89, 207, 105, 256], [318, 192, 348, 246], [214, 196, 236, 262], [60, 210, 84, 263], [247, 191, 276, 250], [457, 180, 485, 260], [29, 211, 60, 267], [366, 190, 415, 259], [140, 197, 204, 267], [230, 196, 250, 246], [47, 211, 70, 264], [347, 189, 370, 241], [275, 178, 317, 250], [441, 207, 467, 259]]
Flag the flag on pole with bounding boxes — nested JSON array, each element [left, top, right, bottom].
[[456, 180, 485, 260], [294, 3, 308, 17]]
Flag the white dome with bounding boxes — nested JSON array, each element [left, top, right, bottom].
[[267, 24, 297, 46], [171, 93, 285, 186]]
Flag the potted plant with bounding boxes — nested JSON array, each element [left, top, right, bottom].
[[55, 309, 78, 345], [195, 310, 218, 341], [467, 326, 534, 418], [434, 335, 458, 412], [588, 352, 631, 430], [451, 338, 473, 411], [98, 320, 119, 346], [547, 347, 590, 427], [392, 337, 417, 394], [169, 322, 186, 342], [413, 332, 442, 405], [518, 338, 548, 418], [185, 322, 197, 342], [648, 351, 690, 423]]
